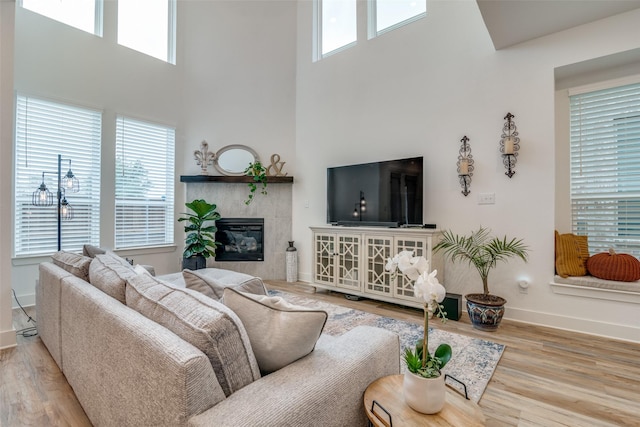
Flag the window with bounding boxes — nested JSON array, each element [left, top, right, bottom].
[[20, 0, 103, 36], [14, 95, 102, 256], [117, 0, 176, 64], [569, 81, 640, 256], [370, 0, 426, 37], [115, 116, 175, 249], [316, 0, 357, 58]]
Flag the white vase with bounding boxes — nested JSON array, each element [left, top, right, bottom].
[[403, 370, 446, 414]]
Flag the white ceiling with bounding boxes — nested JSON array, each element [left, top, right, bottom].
[[477, 0, 640, 50]]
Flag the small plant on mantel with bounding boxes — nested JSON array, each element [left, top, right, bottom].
[[244, 160, 268, 205]]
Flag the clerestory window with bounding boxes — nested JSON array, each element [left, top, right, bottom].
[[19, 0, 103, 36], [117, 0, 177, 64]]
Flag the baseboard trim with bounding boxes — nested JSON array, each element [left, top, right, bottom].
[[12, 292, 35, 309], [505, 306, 640, 344], [0, 328, 17, 350]]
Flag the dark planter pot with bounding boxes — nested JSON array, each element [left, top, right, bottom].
[[182, 255, 207, 270], [465, 293, 507, 331]]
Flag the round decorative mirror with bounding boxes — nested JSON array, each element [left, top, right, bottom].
[[214, 145, 260, 176]]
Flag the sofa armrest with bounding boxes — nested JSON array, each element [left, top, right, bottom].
[[60, 277, 225, 427], [188, 325, 400, 427]]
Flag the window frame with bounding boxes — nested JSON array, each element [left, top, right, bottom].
[[114, 115, 175, 250], [19, 0, 104, 37], [568, 75, 640, 257], [367, 0, 427, 39], [314, 0, 358, 61], [117, 0, 177, 64], [13, 94, 102, 257]]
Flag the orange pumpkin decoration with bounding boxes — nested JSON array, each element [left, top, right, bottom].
[[586, 248, 640, 282]]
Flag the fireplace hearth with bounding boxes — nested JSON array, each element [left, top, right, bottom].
[[215, 218, 264, 261]]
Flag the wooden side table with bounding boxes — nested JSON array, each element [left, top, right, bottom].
[[364, 375, 485, 426]]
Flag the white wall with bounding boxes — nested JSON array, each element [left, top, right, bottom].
[[0, 1, 17, 350], [178, 1, 297, 177], [10, 1, 297, 306], [294, 1, 640, 342]]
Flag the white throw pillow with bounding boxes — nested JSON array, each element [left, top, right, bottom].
[[222, 288, 328, 374], [183, 269, 267, 300]]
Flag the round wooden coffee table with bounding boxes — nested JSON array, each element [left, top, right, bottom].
[[364, 375, 485, 426]]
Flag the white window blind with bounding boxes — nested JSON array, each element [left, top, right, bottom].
[[570, 82, 640, 256], [115, 116, 175, 249], [14, 95, 102, 256]]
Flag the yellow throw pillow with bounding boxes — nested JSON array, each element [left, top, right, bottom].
[[555, 231, 589, 278]]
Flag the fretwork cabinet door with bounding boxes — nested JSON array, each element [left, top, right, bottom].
[[335, 234, 361, 291], [364, 235, 393, 297], [393, 235, 428, 302], [313, 232, 337, 287]]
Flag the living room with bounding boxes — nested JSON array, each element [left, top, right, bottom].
[[1, 0, 640, 425]]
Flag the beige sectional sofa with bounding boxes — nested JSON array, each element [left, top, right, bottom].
[[36, 252, 400, 427]]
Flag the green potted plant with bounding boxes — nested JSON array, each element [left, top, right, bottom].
[[244, 160, 267, 205], [178, 199, 221, 270], [433, 227, 529, 331]]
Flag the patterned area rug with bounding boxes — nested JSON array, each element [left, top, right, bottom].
[[270, 290, 504, 403]]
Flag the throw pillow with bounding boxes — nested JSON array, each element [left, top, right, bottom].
[[51, 251, 92, 282], [222, 288, 328, 375], [555, 230, 590, 278], [183, 269, 268, 300], [89, 254, 138, 303], [82, 244, 106, 258], [587, 249, 640, 282], [125, 274, 261, 396]]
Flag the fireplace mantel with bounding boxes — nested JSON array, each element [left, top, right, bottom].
[[180, 175, 293, 183], [182, 175, 293, 280]]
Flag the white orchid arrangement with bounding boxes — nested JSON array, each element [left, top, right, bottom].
[[386, 251, 452, 378]]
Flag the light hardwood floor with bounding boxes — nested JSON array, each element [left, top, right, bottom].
[[2, 281, 639, 426]]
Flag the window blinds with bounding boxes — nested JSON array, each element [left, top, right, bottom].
[[14, 95, 102, 256], [570, 82, 640, 256], [115, 116, 175, 249]]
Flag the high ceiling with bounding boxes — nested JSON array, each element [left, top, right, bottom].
[[477, 0, 640, 50]]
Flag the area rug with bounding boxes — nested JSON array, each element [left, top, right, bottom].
[[269, 290, 504, 403]]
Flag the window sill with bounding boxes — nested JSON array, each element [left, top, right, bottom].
[[550, 275, 640, 304]]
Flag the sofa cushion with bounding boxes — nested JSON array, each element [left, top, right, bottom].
[[555, 230, 590, 278], [125, 274, 261, 396], [51, 251, 92, 282], [222, 288, 328, 375], [89, 254, 138, 303], [183, 268, 267, 300]]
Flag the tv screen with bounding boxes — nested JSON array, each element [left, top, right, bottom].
[[327, 157, 423, 227]]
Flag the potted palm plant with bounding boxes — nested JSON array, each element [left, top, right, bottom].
[[433, 227, 529, 331], [178, 199, 221, 270]]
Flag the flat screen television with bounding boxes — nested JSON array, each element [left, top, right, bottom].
[[327, 156, 423, 227]]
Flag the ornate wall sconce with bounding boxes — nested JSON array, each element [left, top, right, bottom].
[[457, 136, 473, 196], [500, 112, 520, 178]]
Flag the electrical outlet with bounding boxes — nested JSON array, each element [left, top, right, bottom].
[[478, 192, 495, 205]]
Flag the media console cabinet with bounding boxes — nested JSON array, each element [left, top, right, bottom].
[[310, 226, 444, 309]]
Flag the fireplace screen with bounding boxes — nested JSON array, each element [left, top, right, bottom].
[[215, 218, 264, 261]]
